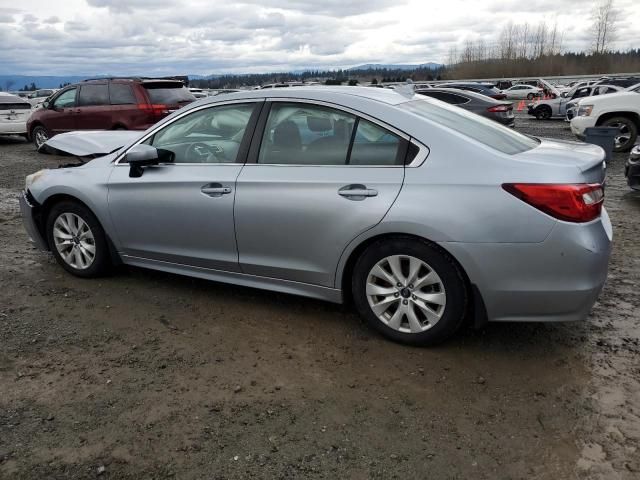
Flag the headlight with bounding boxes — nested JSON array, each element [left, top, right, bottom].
[[25, 170, 46, 190], [577, 105, 593, 117]]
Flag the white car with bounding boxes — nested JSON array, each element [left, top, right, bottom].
[[529, 80, 624, 120], [26, 89, 57, 107], [188, 88, 208, 99], [502, 84, 543, 100], [0, 92, 32, 137], [571, 84, 640, 152]]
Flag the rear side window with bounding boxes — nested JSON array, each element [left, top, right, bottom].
[[78, 84, 109, 106], [110, 84, 136, 105], [143, 83, 195, 104], [402, 99, 539, 155]]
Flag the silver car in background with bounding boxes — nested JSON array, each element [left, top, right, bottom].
[[20, 87, 612, 345]]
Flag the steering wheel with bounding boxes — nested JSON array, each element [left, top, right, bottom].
[[185, 142, 224, 163]]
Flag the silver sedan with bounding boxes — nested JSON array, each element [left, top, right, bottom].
[[20, 86, 612, 345]]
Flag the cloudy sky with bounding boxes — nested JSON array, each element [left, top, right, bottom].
[[1, 0, 639, 75]]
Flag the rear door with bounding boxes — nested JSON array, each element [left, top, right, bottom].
[[234, 100, 409, 287], [75, 83, 113, 129]]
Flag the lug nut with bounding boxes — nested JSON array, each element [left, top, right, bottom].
[[397, 282, 402, 287], [409, 284, 414, 289], [402, 300, 408, 305], [412, 295, 416, 300], [394, 293, 399, 297]]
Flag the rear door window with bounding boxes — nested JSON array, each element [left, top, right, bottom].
[[109, 84, 136, 105], [349, 119, 402, 166], [78, 84, 109, 106]]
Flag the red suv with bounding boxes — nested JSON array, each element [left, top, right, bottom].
[[27, 78, 196, 149]]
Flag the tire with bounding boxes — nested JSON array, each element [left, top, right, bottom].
[[601, 116, 638, 153], [32, 125, 50, 150], [352, 237, 468, 346], [527, 93, 535, 100], [535, 106, 552, 120], [45, 201, 111, 278]]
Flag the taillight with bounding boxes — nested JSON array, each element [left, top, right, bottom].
[[502, 183, 604, 223], [487, 105, 511, 113], [137, 103, 169, 119]]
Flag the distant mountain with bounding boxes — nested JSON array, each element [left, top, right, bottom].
[[348, 63, 442, 71], [0, 75, 97, 90]]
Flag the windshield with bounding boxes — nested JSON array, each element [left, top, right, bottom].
[[401, 98, 539, 155]]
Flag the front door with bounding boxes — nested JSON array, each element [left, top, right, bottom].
[[107, 101, 261, 271], [46, 87, 78, 134], [234, 101, 407, 287]]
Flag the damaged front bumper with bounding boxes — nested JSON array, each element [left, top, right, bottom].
[[19, 190, 48, 250]]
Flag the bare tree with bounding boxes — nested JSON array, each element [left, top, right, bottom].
[[518, 22, 529, 59], [446, 45, 458, 66], [591, 0, 617, 54]]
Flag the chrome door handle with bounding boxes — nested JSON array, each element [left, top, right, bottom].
[[201, 183, 232, 197], [338, 185, 378, 200]]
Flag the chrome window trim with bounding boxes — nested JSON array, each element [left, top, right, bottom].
[[114, 99, 264, 165], [267, 97, 410, 141], [245, 97, 429, 168]]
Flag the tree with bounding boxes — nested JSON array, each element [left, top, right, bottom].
[[591, 0, 617, 54], [347, 79, 359, 86], [371, 78, 378, 85]]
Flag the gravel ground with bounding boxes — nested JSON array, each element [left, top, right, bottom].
[[0, 113, 639, 479]]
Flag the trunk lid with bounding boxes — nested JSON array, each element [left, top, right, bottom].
[[514, 137, 606, 183]]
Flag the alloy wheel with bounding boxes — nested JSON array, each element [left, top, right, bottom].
[[53, 212, 96, 270], [609, 121, 632, 149], [34, 128, 48, 149], [366, 255, 446, 333]]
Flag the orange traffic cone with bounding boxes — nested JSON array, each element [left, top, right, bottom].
[[517, 100, 525, 111]]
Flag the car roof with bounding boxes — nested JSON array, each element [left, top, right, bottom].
[[192, 86, 415, 106]]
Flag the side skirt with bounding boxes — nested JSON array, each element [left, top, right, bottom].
[[121, 255, 343, 304]]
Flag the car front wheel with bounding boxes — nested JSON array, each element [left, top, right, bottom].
[[352, 238, 468, 345], [601, 116, 638, 153], [45, 201, 111, 277], [32, 125, 49, 150]]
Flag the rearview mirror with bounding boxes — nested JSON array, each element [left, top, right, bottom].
[[126, 144, 163, 178]]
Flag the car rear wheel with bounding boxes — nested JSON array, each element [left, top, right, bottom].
[[535, 105, 552, 120], [352, 238, 468, 346], [32, 125, 49, 150], [601, 116, 638, 152], [45, 201, 111, 278]]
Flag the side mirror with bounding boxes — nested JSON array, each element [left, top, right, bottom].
[[126, 144, 162, 178], [42, 100, 50, 109]]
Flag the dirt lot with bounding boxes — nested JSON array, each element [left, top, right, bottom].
[[1, 113, 639, 479]]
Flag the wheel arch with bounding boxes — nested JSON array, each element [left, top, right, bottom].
[[596, 111, 640, 128], [37, 193, 121, 264], [337, 232, 487, 328]]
